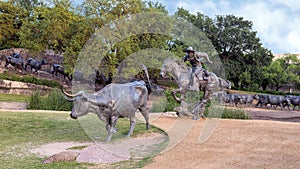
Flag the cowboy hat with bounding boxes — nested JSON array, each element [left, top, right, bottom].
[[184, 46, 196, 52]]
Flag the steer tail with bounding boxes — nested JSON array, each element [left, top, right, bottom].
[[139, 64, 152, 86], [134, 85, 148, 106], [139, 64, 154, 98]]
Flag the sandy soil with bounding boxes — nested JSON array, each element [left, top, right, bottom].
[[143, 116, 300, 169], [245, 107, 300, 122]]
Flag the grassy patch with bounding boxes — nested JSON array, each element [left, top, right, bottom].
[[77, 114, 165, 142], [222, 108, 251, 119], [0, 112, 166, 169], [204, 105, 251, 120], [0, 112, 90, 149], [0, 93, 30, 102]]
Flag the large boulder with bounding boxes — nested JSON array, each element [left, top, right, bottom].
[[43, 151, 79, 164]]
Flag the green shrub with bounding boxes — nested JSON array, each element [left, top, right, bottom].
[[151, 98, 167, 112], [163, 88, 180, 112], [221, 108, 250, 119], [163, 88, 204, 112], [0, 71, 60, 88], [27, 90, 43, 109], [27, 88, 73, 111]]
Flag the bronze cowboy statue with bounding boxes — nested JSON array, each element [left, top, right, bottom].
[[182, 46, 213, 91], [160, 47, 231, 120]]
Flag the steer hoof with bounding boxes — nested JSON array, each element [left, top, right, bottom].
[[106, 136, 112, 143], [200, 114, 206, 119], [192, 116, 200, 120], [146, 123, 151, 130]]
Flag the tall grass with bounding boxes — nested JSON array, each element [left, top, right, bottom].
[[27, 88, 72, 111], [221, 108, 251, 119]]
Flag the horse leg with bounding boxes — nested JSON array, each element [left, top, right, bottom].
[[200, 90, 211, 117], [171, 88, 185, 103], [192, 90, 211, 120]]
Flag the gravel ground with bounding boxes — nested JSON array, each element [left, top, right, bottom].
[[143, 117, 300, 169], [245, 107, 300, 122]]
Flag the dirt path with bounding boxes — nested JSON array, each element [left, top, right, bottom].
[[144, 117, 300, 169], [1, 102, 300, 168], [245, 107, 300, 122]]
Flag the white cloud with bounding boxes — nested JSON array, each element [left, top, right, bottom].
[[232, 1, 300, 53], [172, 0, 300, 54], [176, 1, 189, 9], [74, 0, 300, 53], [272, 0, 300, 11], [175, 0, 222, 16]]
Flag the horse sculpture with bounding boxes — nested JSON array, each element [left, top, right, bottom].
[[159, 58, 231, 119]]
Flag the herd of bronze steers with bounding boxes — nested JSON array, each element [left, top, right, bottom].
[[213, 92, 300, 111], [2, 52, 300, 111], [1, 52, 113, 90], [2, 52, 66, 78]]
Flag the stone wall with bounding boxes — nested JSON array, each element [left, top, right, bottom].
[[0, 48, 29, 59], [0, 79, 52, 95]]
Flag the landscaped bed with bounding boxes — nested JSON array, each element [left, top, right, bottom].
[[0, 111, 167, 169]]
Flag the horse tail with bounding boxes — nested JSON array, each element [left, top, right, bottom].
[[218, 78, 223, 91]]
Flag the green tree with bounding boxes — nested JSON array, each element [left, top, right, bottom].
[[213, 15, 273, 88], [0, 1, 27, 49], [283, 55, 300, 92], [263, 60, 286, 91], [10, 0, 41, 12], [18, 0, 79, 52], [74, 0, 169, 77], [262, 55, 300, 91]]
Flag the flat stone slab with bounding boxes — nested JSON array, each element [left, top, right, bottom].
[[0, 102, 27, 110]]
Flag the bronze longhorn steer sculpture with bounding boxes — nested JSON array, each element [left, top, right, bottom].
[[62, 81, 150, 142]]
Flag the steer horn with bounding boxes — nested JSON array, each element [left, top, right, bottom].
[[61, 86, 84, 98], [64, 95, 75, 102]]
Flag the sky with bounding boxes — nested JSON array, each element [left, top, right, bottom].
[[74, 0, 300, 54]]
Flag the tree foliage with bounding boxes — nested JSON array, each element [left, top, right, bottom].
[[262, 55, 300, 91], [18, 0, 79, 52], [0, 1, 27, 49], [1, 0, 299, 92]]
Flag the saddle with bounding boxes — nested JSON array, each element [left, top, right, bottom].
[[195, 71, 209, 82], [190, 71, 210, 91]]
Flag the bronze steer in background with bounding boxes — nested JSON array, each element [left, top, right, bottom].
[[62, 81, 150, 142]]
